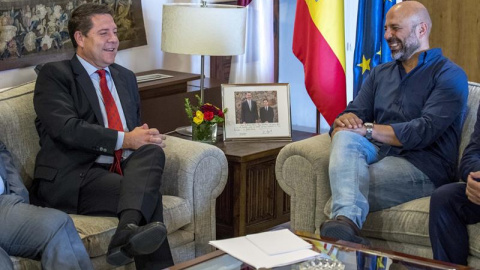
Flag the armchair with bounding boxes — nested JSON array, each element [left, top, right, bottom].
[[276, 82, 480, 268], [0, 81, 228, 269]]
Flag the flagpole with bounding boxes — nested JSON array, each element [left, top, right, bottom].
[[316, 110, 321, 134]]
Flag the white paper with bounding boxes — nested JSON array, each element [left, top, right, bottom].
[[246, 229, 312, 255], [209, 231, 319, 269]]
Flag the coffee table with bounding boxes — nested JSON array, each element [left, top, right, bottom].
[[166, 231, 472, 270]]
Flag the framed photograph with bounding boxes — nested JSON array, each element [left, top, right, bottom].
[[222, 83, 291, 141]]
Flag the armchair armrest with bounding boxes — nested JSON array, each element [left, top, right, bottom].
[[161, 136, 228, 257], [275, 133, 331, 234]]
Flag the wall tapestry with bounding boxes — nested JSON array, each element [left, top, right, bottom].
[[0, 0, 147, 71]]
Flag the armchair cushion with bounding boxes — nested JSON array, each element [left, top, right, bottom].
[[162, 195, 192, 234], [325, 197, 431, 246], [70, 195, 192, 258]]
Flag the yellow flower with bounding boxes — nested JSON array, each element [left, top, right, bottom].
[[193, 110, 204, 125]]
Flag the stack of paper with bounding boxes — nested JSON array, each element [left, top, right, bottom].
[[136, 73, 173, 83], [209, 229, 319, 269]]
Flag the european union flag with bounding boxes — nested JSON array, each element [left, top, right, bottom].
[[356, 251, 390, 269], [353, 0, 396, 98]]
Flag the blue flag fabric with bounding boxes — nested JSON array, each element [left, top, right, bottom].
[[353, 0, 396, 98], [356, 251, 390, 270]]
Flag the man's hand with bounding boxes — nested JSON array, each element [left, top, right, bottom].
[[466, 171, 480, 205], [334, 113, 364, 129], [123, 123, 166, 150], [331, 113, 365, 138], [331, 126, 366, 138]]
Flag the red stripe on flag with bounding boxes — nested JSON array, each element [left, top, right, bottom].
[[292, 0, 346, 126], [237, 0, 252, 6]]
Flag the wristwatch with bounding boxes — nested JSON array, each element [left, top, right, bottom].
[[364, 122, 374, 140]]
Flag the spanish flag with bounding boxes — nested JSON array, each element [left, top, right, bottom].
[[293, 0, 346, 126]]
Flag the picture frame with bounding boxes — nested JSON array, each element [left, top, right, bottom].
[[0, 0, 147, 71], [222, 83, 292, 141]]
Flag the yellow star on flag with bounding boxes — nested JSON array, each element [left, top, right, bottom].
[[377, 49, 381, 56], [377, 257, 385, 268], [357, 55, 371, 75]]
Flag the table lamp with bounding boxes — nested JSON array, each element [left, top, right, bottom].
[[161, 1, 247, 104]]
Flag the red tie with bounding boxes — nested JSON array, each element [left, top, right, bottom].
[[96, 69, 123, 175]]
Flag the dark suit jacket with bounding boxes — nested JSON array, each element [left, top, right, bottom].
[[33, 55, 141, 213], [0, 141, 29, 203], [241, 100, 258, 123], [259, 107, 274, 123]]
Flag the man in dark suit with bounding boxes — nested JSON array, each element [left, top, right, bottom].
[[259, 99, 274, 123], [0, 141, 93, 270], [429, 102, 480, 265], [241, 92, 258, 123], [33, 4, 173, 269]]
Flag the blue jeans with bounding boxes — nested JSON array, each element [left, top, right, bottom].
[[329, 131, 435, 228], [0, 195, 93, 270]]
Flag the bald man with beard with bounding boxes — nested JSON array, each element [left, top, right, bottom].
[[320, 1, 468, 246]]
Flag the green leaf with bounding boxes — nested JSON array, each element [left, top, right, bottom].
[[184, 98, 193, 119]]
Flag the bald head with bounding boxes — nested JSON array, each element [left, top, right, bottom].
[[389, 1, 432, 35], [384, 1, 431, 62]]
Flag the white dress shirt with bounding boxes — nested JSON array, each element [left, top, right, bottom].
[[76, 55, 133, 163]]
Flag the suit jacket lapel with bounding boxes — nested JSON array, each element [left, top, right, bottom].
[[109, 65, 136, 131], [71, 56, 105, 126]]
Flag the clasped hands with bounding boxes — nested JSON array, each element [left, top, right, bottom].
[[123, 123, 166, 149], [332, 113, 367, 137]]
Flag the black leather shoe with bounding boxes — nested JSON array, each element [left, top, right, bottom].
[[320, 216, 370, 246], [106, 222, 167, 266]]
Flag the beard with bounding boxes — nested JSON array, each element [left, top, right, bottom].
[[388, 28, 421, 62]]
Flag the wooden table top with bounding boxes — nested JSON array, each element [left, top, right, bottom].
[[136, 69, 201, 99], [170, 129, 318, 162], [136, 69, 200, 91]]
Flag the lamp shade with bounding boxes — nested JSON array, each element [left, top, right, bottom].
[[161, 3, 247, 56]]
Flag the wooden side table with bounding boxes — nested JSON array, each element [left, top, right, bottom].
[[136, 69, 200, 99], [136, 70, 317, 238], [215, 130, 316, 239], [138, 70, 223, 133]]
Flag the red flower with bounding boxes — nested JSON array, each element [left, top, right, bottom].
[[201, 104, 216, 113], [204, 111, 214, 121], [218, 111, 224, 118]]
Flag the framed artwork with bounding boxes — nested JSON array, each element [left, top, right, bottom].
[[222, 83, 291, 141], [0, 0, 147, 71]]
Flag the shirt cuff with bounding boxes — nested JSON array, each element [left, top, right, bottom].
[[390, 122, 414, 149], [116, 132, 124, 150]]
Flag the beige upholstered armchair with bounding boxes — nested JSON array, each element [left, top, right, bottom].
[[276, 82, 480, 268], [0, 81, 228, 269]]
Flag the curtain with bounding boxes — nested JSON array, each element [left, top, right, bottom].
[[229, 0, 274, 83]]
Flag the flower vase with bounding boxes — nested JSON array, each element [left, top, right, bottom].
[[192, 122, 218, 144]]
